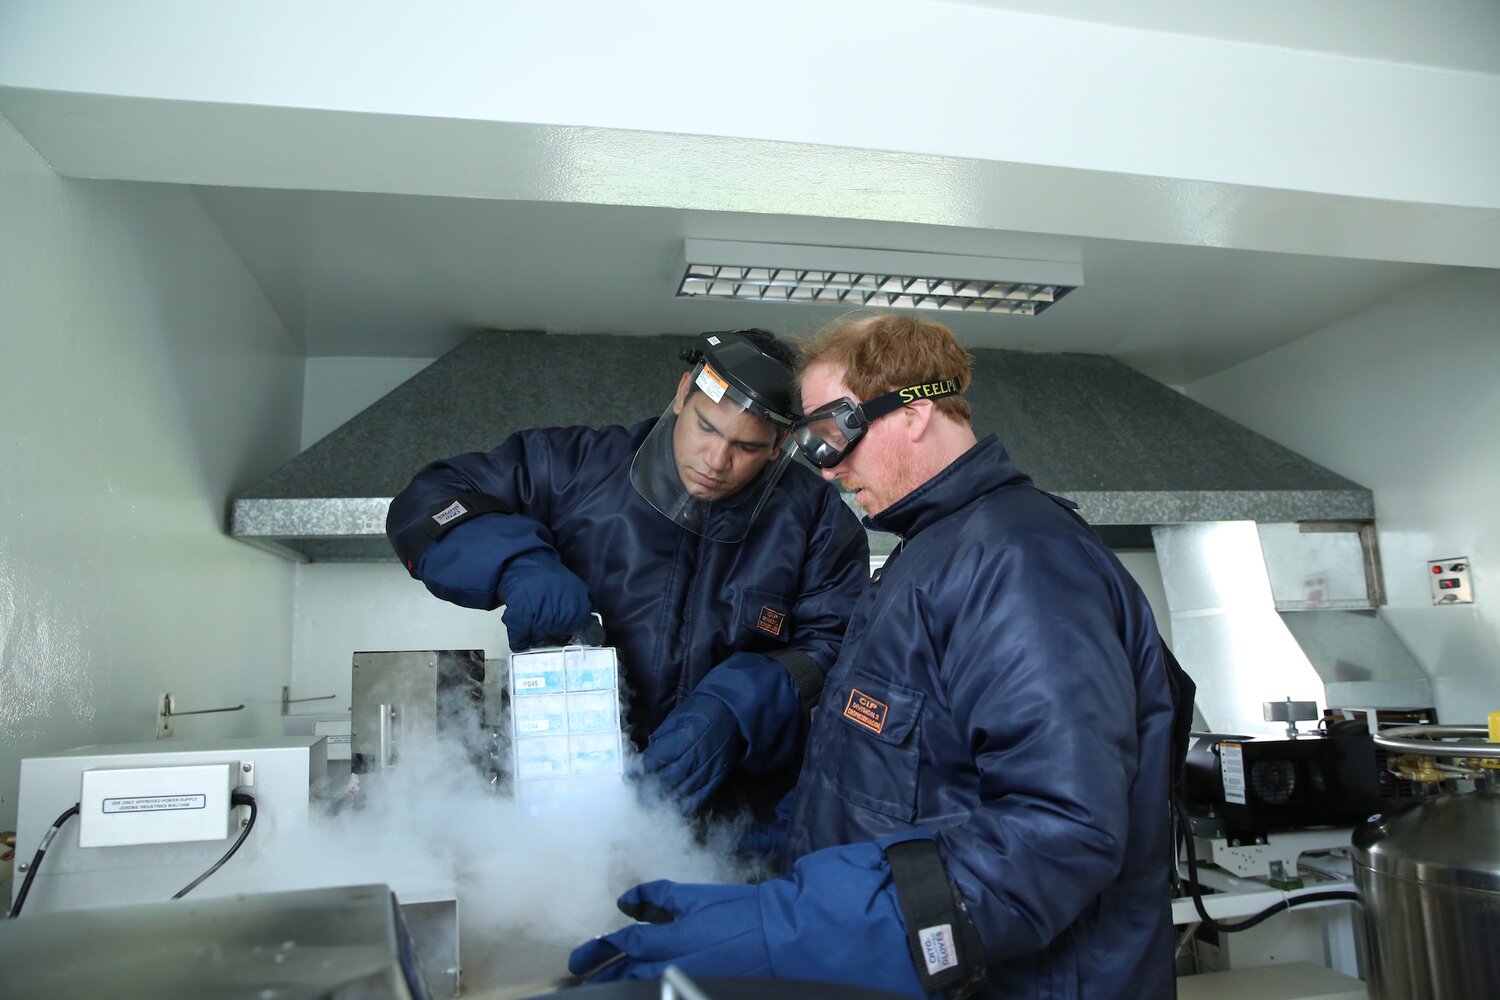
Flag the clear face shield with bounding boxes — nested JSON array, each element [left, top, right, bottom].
[[630, 336, 800, 543]]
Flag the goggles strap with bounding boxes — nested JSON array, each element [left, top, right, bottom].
[[858, 378, 963, 423]]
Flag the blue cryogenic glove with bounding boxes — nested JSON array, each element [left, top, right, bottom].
[[735, 788, 796, 867], [567, 837, 931, 994], [638, 651, 800, 812], [414, 512, 592, 649], [416, 515, 525, 610], [498, 550, 593, 651]]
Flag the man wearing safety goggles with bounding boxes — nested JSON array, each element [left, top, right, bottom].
[[572, 314, 1178, 999], [386, 330, 868, 815]]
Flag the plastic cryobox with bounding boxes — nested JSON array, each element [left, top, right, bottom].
[[510, 645, 624, 800]]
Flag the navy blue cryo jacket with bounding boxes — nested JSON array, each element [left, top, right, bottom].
[[787, 437, 1176, 999], [386, 420, 870, 790]]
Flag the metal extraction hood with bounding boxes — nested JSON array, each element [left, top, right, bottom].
[[1153, 521, 1432, 734], [230, 331, 1373, 562]]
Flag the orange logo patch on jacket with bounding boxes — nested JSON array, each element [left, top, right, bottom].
[[757, 606, 786, 636], [843, 688, 888, 734]]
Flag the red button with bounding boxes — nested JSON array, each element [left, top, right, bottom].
[[1432, 565, 1443, 574]]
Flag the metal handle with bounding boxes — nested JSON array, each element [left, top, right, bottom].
[[1373, 724, 1495, 758], [572, 612, 607, 647], [378, 704, 399, 767]]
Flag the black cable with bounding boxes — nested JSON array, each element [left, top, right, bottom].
[[172, 791, 258, 899], [7, 803, 81, 918], [1172, 794, 1357, 934]]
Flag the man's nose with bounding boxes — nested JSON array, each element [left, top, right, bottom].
[[704, 439, 732, 470]]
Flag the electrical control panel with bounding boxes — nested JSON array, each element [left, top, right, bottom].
[[1428, 557, 1473, 605]]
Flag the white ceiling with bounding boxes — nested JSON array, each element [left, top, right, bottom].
[[5, 0, 1491, 387], [192, 185, 1445, 386], [959, 0, 1500, 76]]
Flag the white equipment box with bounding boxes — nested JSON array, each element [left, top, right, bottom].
[[13, 737, 325, 916], [314, 719, 353, 761]]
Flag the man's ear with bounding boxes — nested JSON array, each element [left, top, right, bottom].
[[672, 371, 693, 415], [902, 399, 937, 441]]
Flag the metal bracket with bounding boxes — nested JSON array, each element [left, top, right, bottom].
[[1195, 826, 1355, 880], [1264, 697, 1320, 739], [155, 692, 246, 739]]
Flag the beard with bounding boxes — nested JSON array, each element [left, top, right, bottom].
[[844, 449, 928, 517]]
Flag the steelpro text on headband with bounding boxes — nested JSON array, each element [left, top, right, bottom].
[[792, 378, 962, 469]]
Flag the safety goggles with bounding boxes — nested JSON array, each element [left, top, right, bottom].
[[792, 378, 962, 469]]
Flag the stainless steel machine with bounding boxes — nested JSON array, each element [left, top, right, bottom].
[[0, 883, 432, 999], [350, 649, 488, 774]]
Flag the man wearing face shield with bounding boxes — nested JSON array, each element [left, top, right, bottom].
[[386, 330, 869, 813]]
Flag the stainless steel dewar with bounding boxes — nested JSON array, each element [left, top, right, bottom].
[[1352, 723, 1500, 1000]]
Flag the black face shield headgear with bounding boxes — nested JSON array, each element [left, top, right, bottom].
[[629, 330, 801, 542], [676, 329, 801, 428], [792, 378, 963, 469]]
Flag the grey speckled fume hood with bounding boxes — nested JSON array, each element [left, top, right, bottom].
[[230, 331, 1372, 562]]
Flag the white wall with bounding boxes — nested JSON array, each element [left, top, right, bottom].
[[290, 565, 504, 710], [0, 116, 305, 830], [294, 356, 487, 704], [1187, 269, 1500, 722], [301, 356, 431, 448]]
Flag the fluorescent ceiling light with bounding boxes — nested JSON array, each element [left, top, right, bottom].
[[678, 240, 1082, 317]]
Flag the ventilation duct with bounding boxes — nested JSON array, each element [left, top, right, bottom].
[[1154, 521, 1432, 736]]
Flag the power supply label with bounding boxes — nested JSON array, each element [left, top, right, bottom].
[[102, 794, 207, 814], [1219, 743, 1247, 805]]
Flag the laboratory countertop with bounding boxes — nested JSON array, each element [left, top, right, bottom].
[[462, 962, 1367, 1000], [1176, 962, 1366, 1000]]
